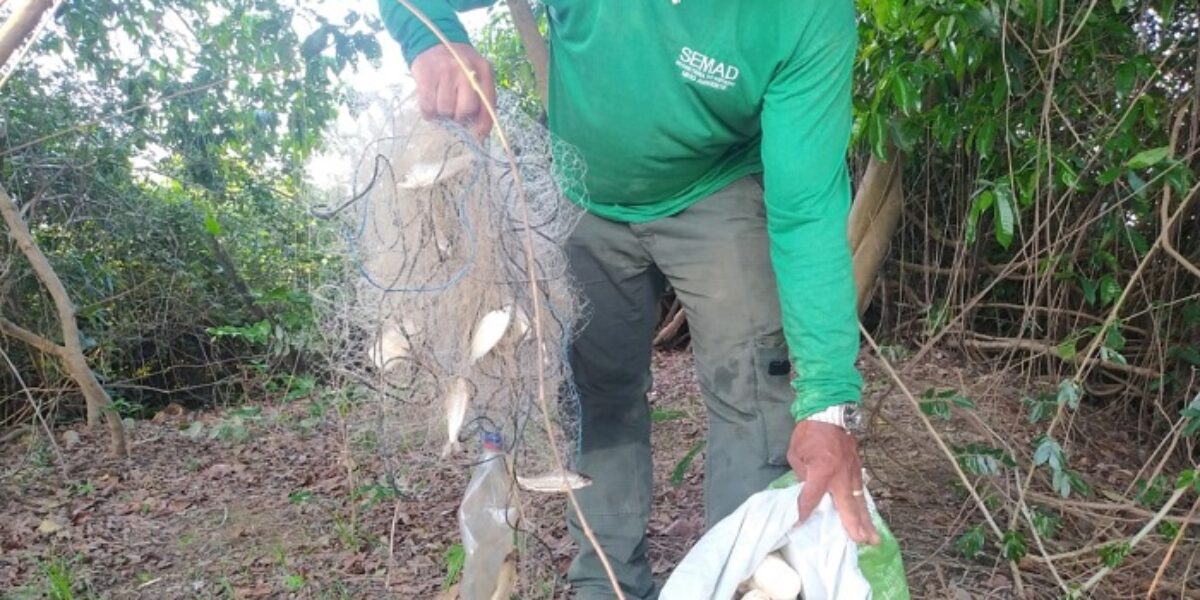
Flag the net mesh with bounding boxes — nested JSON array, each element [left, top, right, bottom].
[[314, 88, 587, 511]]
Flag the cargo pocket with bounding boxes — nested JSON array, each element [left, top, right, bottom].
[[753, 332, 795, 466]]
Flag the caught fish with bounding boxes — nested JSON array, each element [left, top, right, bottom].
[[512, 306, 531, 340], [516, 469, 593, 493], [739, 590, 772, 600], [367, 319, 416, 371], [469, 306, 513, 363], [489, 551, 517, 600], [750, 553, 803, 600], [398, 154, 474, 190], [441, 377, 471, 457]]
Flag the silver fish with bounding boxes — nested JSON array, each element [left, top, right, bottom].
[[469, 306, 513, 363], [516, 469, 593, 493], [440, 377, 471, 458], [398, 154, 474, 190]]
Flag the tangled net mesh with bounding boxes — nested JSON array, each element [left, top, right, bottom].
[[312, 90, 588, 591]]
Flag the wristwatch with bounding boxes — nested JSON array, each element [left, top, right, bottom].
[[803, 403, 865, 434]]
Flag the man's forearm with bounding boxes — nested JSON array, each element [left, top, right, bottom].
[[377, 0, 493, 64]]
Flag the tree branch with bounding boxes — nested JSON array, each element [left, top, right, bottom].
[[0, 183, 127, 456], [0, 0, 51, 68], [504, 0, 548, 109], [960, 335, 1161, 379], [0, 315, 62, 357]]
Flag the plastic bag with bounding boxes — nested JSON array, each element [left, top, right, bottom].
[[660, 472, 909, 600], [458, 432, 520, 600]]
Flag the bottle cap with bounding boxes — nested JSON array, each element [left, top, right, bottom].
[[481, 431, 503, 450]]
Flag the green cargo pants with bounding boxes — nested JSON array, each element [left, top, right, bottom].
[[565, 177, 796, 599]]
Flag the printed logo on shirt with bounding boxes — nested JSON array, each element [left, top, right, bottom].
[[676, 46, 740, 91]]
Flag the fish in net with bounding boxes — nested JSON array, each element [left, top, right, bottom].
[[312, 90, 593, 594]]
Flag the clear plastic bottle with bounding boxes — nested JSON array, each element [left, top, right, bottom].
[[459, 431, 520, 600]]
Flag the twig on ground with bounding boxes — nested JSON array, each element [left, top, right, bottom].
[[1147, 493, 1200, 598], [1080, 486, 1188, 593]]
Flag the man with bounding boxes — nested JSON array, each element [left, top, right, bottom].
[[379, 2, 880, 598]]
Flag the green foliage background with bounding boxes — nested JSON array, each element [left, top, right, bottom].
[[0, 0, 382, 421]]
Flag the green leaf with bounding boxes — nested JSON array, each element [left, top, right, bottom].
[[993, 188, 1015, 249], [1137, 476, 1170, 507], [1025, 396, 1055, 424], [204, 209, 223, 236], [1065, 469, 1092, 496], [1033, 435, 1064, 471], [671, 440, 705, 487], [1079, 277, 1098, 306], [1056, 338, 1078, 360], [1158, 521, 1181, 540], [1127, 170, 1148, 198], [955, 443, 1014, 476], [1181, 393, 1200, 436], [1097, 166, 1123, 185], [892, 70, 919, 116], [920, 398, 952, 420], [1099, 274, 1122, 306], [956, 525, 986, 559], [1002, 530, 1027, 561], [287, 490, 313, 504], [952, 394, 976, 409], [1115, 61, 1136, 99], [1098, 542, 1130, 568], [1175, 471, 1196, 493], [1126, 146, 1170, 169], [1168, 345, 1200, 366], [872, 0, 894, 29], [868, 112, 889, 160], [1051, 468, 1072, 497], [650, 408, 687, 423], [966, 190, 995, 245], [443, 543, 465, 589], [975, 118, 997, 159], [1056, 379, 1082, 410], [1031, 508, 1061, 540]]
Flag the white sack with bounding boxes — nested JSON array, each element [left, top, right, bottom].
[[660, 483, 872, 600]]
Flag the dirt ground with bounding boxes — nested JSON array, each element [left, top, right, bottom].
[[0, 349, 1190, 599]]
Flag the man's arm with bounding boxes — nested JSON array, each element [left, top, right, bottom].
[[378, 0, 493, 64], [760, 1, 878, 544], [377, 0, 498, 136]]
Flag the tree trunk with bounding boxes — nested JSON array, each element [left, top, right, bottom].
[[848, 155, 904, 316], [205, 232, 271, 324], [0, 185, 128, 456], [0, 0, 51, 67], [504, 0, 549, 110]]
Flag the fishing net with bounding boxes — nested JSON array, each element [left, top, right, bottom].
[[311, 89, 588, 593]]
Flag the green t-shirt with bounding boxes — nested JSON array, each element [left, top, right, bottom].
[[379, 0, 863, 417]]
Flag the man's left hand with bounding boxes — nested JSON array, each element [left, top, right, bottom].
[[787, 419, 881, 545]]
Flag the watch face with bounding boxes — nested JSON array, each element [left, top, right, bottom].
[[845, 406, 865, 432]]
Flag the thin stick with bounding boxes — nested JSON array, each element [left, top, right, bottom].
[[1146, 493, 1200, 598], [1080, 486, 1187, 593], [1017, 178, 1200, 518], [859, 325, 1009, 545], [389, 3, 627, 597], [0, 344, 68, 478]]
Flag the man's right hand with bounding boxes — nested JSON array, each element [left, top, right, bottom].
[[411, 43, 497, 138]]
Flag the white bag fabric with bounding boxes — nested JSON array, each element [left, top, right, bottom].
[[660, 483, 872, 600]]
